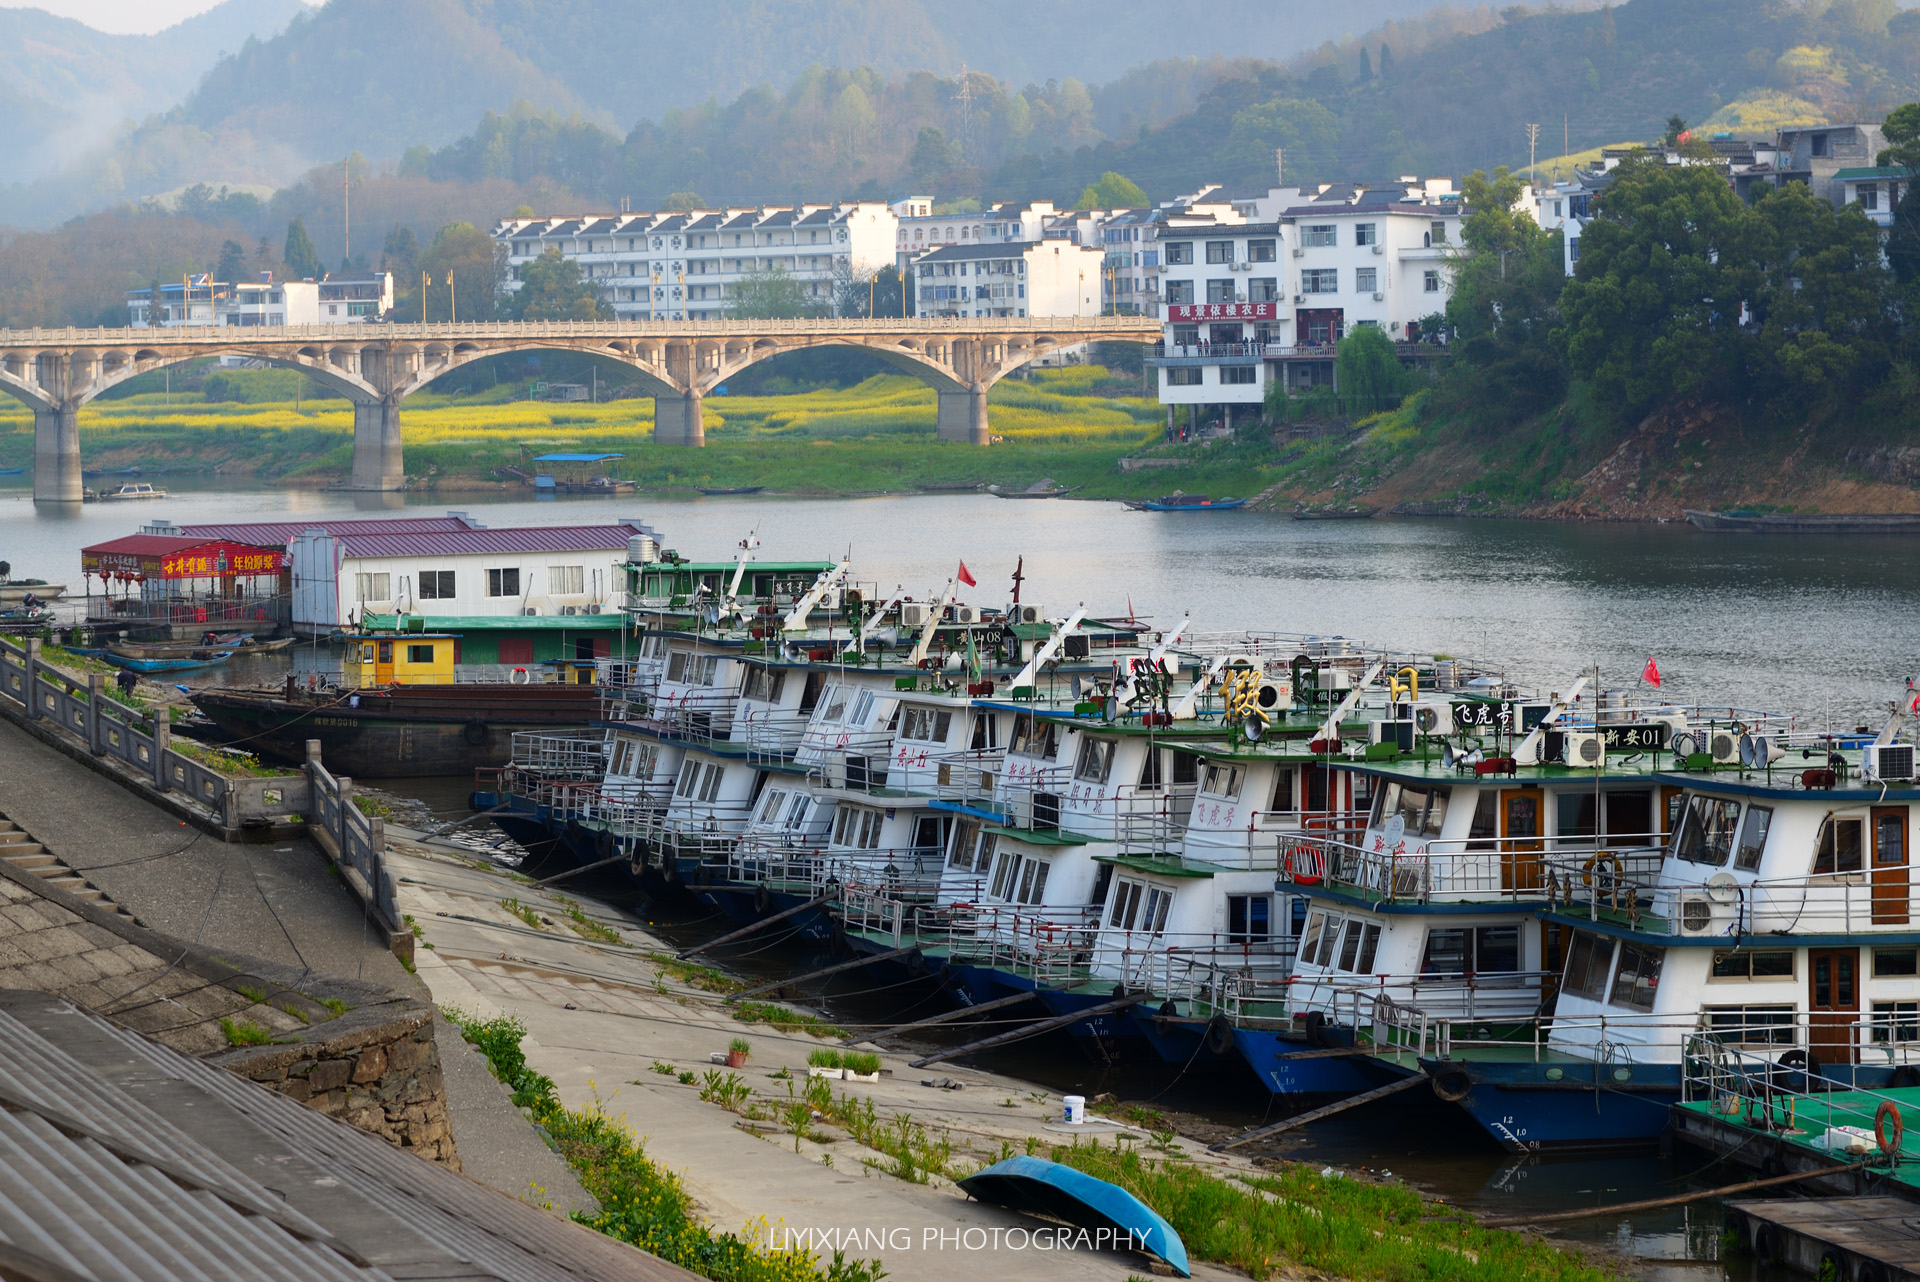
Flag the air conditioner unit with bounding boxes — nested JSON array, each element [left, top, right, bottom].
[[1017, 604, 1045, 625], [1678, 894, 1714, 935], [1256, 680, 1293, 712], [1411, 700, 1456, 736], [1293, 294, 1304, 304], [1867, 742, 1918, 782], [1709, 730, 1742, 764], [953, 604, 979, 624], [1372, 291, 1385, 301], [900, 602, 932, 628], [522, 607, 540, 616], [819, 588, 843, 611], [586, 604, 602, 614], [561, 605, 580, 616], [1566, 731, 1607, 768], [1291, 247, 1306, 258], [1371, 243, 1385, 255]]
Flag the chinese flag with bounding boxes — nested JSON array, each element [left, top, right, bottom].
[[1642, 656, 1661, 688], [956, 560, 977, 587]]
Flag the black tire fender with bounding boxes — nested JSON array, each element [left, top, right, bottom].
[[1431, 1066, 1474, 1102], [753, 885, 772, 915], [462, 719, 489, 746], [1204, 1014, 1235, 1056], [1304, 1010, 1330, 1050]]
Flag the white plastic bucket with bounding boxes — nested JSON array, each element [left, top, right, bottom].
[[1063, 1095, 1086, 1125]]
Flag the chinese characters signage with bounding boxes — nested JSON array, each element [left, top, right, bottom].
[[1166, 302, 1278, 321]]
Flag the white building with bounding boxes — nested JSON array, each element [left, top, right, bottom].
[[153, 513, 659, 633], [909, 238, 1103, 319], [1096, 209, 1161, 316], [890, 198, 1057, 268], [497, 204, 897, 321], [128, 272, 392, 328], [318, 273, 395, 322], [1149, 180, 1463, 429]]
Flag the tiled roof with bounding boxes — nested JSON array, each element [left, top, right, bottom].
[[334, 523, 652, 559], [179, 516, 480, 544]]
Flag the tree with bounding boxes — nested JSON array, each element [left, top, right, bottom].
[[507, 248, 611, 321], [1663, 114, 1689, 147], [1555, 156, 1749, 417], [727, 264, 821, 319], [418, 222, 504, 322], [1731, 181, 1891, 393], [215, 240, 246, 285], [1879, 103, 1920, 286], [283, 217, 322, 280], [1379, 43, 1395, 76], [661, 191, 704, 212], [1438, 166, 1568, 424], [1334, 324, 1413, 417], [1074, 171, 1147, 210], [1358, 47, 1373, 80], [910, 127, 954, 183], [382, 225, 419, 274], [838, 264, 910, 318]]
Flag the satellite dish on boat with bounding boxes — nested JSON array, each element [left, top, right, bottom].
[[1383, 814, 1405, 845], [1705, 872, 1739, 905]]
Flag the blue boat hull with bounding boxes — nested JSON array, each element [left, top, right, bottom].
[[1232, 1026, 1399, 1096]]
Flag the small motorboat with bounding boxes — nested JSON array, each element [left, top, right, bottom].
[[958, 1156, 1189, 1277], [95, 483, 168, 501], [103, 650, 235, 673], [698, 486, 764, 496], [1685, 509, 1920, 534], [0, 607, 53, 633], [0, 467, 25, 476], [0, 579, 67, 606], [993, 478, 1074, 500], [1140, 493, 1244, 512], [109, 633, 253, 660], [917, 482, 984, 493]]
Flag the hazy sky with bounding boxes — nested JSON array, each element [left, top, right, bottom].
[[0, 0, 308, 33]]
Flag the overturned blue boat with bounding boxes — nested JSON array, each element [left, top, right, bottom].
[[957, 1155, 1190, 1277]]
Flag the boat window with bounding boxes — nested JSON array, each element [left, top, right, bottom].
[[900, 707, 953, 742], [848, 690, 876, 725], [1605, 790, 1654, 848], [1268, 767, 1296, 813], [1172, 752, 1201, 785], [799, 671, 826, 712], [1074, 738, 1115, 783], [1609, 941, 1663, 1011], [1476, 926, 1520, 972], [968, 831, 996, 873], [1420, 928, 1467, 975], [1705, 1005, 1797, 1047], [1200, 764, 1244, 798], [757, 790, 787, 823], [1422, 788, 1449, 835], [1016, 859, 1052, 905], [1561, 930, 1614, 1001], [1466, 790, 1498, 850], [1674, 796, 1742, 865], [742, 667, 786, 703], [1875, 947, 1919, 977], [784, 794, 809, 829], [947, 820, 980, 867], [831, 805, 883, 850], [819, 686, 849, 723], [1141, 887, 1171, 934], [1110, 879, 1143, 928], [1336, 919, 1382, 972], [611, 740, 635, 776], [1871, 1002, 1920, 1044], [1711, 949, 1794, 980], [1734, 806, 1773, 871], [1298, 911, 1325, 964], [1418, 925, 1518, 976], [970, 713, 998, 750], [991, 849, 1020, 899], [697, 764, 723, 803], [675, 760, 701, 797], [1387, 786, 1449, 836], [377, 641, 393, 663], [1009, 714, 1061, 758], [1557, 792, 1597, 841], [1138, 747, 1163, 791], [1814, 816, 1866, 875], [1227, 895, 1271, 942], [1372, 782, 1399, 827]]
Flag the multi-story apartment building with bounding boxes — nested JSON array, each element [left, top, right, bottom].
[[890, 198, 1057, 269], [1097, 209, 1159, 315], [910, 238, 1104, 318], [127, 273, 393, 328], [318, 273, 395, 322], [1149, 180, 1462, 432], [497, 204, 897, 321]]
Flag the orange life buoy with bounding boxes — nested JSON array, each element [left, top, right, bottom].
[[1879, 1099, 1905, 1156], [1284, 843, 1323, 886]]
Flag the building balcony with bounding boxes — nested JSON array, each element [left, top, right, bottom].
[[1146, 342, 1265, 366]]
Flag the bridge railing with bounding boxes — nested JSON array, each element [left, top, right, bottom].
[[0, 316, 1164, 344]]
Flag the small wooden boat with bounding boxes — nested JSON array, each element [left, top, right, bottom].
[[108, 632, 287, 660], [1685, 509, 1920, 534], [958, 1157, 1189, 1277], [1141, 494, 1245, 512], [95, 483, 168, 502], [698, 485, 764, 496], [917, 482, 984, 493], [994, 479, 1073, 500], [0, 467, 25, 476], [1293, 504, 1378, 520], [104, 650, 235, 673]]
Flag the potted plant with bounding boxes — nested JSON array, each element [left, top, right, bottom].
[[842, 1051, 882, 1083], [807, 1047, 844, 1079], [727, 1036, 751, 1069]]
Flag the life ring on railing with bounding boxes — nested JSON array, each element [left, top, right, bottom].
[[1283, 842, 1323, 886], [509, 666, 530, 685], [1581, 852, 1623, 888], [1430, 1066, 1474, 1102], [1879, 1099, 1906, 1156], [1204, 1014, 1235, 1056], [462, 719, 490, 746]]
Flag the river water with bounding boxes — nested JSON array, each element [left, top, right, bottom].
[[3, 478, 1898, 1277]]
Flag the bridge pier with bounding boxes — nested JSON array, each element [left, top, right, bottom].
[[936, 389, 989, 445], [348, 399, 405, 491], [654, 391, 705, 446], [32, 405, 80, 504]]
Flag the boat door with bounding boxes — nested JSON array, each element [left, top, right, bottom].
[[1874, 806, 1909, 925], [1500, 787, 1545, 892], [374, 640, 395, 684], [1809, 948, 1860, 1064]]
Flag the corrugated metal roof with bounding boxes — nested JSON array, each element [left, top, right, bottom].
[[336, 524, 647, 559], [359, 612, 621, 631], [0, 990, 697, 1282], [179, 517, 478, 545]]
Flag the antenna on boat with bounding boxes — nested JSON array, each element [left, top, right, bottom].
[[910, 580, 958, 666]]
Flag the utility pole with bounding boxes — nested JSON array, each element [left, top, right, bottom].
[[343, 158, 351, 265], [1525, 123, 1542, 182]]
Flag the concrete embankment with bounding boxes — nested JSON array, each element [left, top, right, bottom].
[[385, 829, 1251, 1281]]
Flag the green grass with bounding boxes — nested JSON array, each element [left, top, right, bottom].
[[219, 1017, 272, 1047], [500, 897, 543, 929], [730, 1001, 846, 1038], [1049, 1137, 1621, 1282], [647, 953, 744, 994], [554, 895, 626, 945], [444, 1006, 883, 1282]]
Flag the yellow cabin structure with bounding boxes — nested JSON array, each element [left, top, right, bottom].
[[343, 633, 457, 688]]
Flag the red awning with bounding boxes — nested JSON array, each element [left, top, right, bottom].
[[80, 535, 285, 579]]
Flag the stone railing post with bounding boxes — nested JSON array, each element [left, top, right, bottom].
[[151, 718, 169, 789], [86, 674, 103, 753], [22, 637, 39, 719], [337, 776, 354, 860]]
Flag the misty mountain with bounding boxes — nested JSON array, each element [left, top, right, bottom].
[[0, 0, 309, 182]]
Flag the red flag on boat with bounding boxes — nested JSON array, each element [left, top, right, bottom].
[[1642, 656, 1662, 688], [956, 561, 977, 587]]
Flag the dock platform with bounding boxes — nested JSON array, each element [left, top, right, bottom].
[[1672, 1090, 1920, 1199], [1726, 1197, 1920, 1280]]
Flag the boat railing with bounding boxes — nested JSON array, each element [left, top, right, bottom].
[[1677, 1027, 1920, 1126], [910, 749, 1009, 810], [804, 732, 906, 794], [1628, 870, 1920, 938], [1280, 830, 1667, 906], [1182, 809, 1369, 869], [734, 708, 813, 763], [506, 729, 608, 775], [1103, 938, 1302, 1000]]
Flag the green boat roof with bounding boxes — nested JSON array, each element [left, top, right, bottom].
[[631, 561, 836, 573], [985, 826, 1091, 847], [1092, 854, 1234, 878]]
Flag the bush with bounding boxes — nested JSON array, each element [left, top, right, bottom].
[[1334, 326, 1417, 418]]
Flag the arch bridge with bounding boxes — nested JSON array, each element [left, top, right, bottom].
[[0, 316, 1160, 502]]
